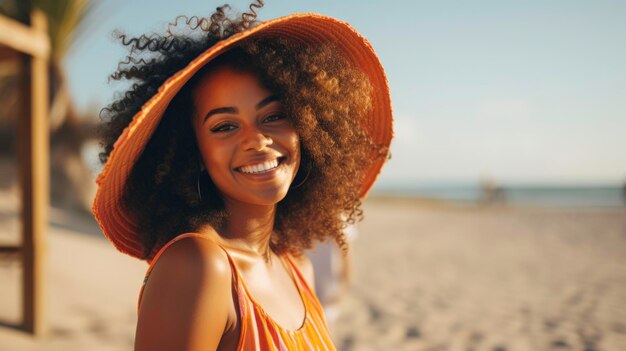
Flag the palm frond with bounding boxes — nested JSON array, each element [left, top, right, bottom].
[[34, 0, 96, 64]]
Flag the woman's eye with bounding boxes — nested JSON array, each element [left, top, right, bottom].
[[210, 124, 236, 133], [264, 114, 285, 123]]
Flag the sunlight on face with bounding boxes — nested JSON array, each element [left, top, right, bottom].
[[191, 65, 301, 206]]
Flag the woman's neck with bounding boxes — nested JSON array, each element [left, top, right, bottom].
[[217, 198, 276, 262]]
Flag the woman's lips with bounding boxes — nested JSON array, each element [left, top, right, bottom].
[[238, 158, 278, 174], [235, 157, 285, 176]]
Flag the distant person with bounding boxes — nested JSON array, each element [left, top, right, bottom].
[[306, 223, 358, 331], [480, 177, 505, 205], [91, 2, 392, 350]]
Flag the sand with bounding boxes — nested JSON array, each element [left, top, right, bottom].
[[334, 198, 626, 351], [1, 192, 625, 351]]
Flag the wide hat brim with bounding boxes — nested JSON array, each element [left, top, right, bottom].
[[92, 13, 394, 260]]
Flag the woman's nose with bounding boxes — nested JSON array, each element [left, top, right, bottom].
[[241, 126, 273, 151]]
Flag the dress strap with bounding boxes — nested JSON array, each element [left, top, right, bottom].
[[280, 254, 327, 319], [281, 254, 315, 297], [137, 232, 244, 314]]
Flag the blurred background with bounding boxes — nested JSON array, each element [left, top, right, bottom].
[[0, 0, 625, 350]]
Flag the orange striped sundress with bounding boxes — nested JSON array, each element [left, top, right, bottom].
[[138, 233, 337, 350]]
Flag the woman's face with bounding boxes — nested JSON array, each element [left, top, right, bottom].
[[191, 65, 300, 206]]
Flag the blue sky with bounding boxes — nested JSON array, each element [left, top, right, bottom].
[[65, 0, 626, 186]]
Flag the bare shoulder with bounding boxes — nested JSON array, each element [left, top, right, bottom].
[[135, 235, 232, 351], [150, 235, 230, 279], [291, 253, 316, 291]]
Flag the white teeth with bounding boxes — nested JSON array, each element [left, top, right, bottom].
[[239, 159, 280, 174]]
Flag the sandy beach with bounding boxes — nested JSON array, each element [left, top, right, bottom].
[[334, 198, 626, 351], [1, 192, 625, 350]]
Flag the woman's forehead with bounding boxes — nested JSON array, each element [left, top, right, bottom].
[[191, 65, 280, 121], [194, 66, 270, 97]]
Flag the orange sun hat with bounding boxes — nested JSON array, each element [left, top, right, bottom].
[[92, 13, 394, 260]]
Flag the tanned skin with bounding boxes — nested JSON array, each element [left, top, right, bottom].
[[134, 66, 315, 351]]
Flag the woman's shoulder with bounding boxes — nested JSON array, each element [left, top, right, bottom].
[[136, 233, 234, 350], [151, 233, 230, 269], [145, 233, 232, 281], [142, 233, 233, 301], [138, 233, 235, 316]]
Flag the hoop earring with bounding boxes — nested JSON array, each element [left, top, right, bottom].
[[197, 170, 207, 202], [290, 160, 312, 190]]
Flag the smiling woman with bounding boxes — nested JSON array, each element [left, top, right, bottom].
[[191, 66, 301, 208], [107, 36, 388, 261], [93, 1, 392, 350]]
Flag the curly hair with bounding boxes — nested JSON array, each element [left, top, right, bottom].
[[98, 3, 385, 260]]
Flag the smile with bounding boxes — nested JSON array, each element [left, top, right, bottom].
[[236, 157, 286, 175]]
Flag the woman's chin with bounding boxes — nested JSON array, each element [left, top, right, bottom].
[[253, 187, 291, 205], [226, 185, 292, 207], [229, 169, 297, 205]]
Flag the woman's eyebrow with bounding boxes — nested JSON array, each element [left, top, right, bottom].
[[255, 95, 279, 110], [203, 95, 279, 123], [204, 107, 237, 122]]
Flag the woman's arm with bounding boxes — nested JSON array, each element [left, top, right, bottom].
[[135, 236, 232, 351]]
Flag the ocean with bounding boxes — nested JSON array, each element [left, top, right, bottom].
[[81, 144, 624, 209], [370, 182, 626, 208]]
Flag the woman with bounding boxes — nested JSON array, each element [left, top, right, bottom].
[[93, 2, 392, 350]]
